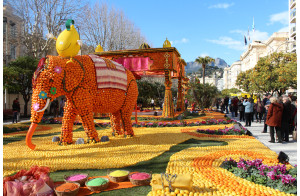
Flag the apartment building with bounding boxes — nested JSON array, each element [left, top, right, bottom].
[[223, 61, 241, 89], [223, 32, 289, 89], [289, 0, 296, 53], [3, 4, 25, 65]]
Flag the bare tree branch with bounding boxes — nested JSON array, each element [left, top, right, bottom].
[[77, 2, 147, 52], [12, 0, 85, 58]]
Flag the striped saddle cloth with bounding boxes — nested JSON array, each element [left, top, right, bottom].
[[89, 54, 127, 91]]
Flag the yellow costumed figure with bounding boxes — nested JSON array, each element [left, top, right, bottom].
[[47, 19, 82, 65]]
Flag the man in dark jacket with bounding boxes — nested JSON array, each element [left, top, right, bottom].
[[232, 97, 239, 117], [224, 96, 229, 114], [281, 97, 292, 142], [12, 98, 20, 123], [262, 93, 271, 133], [238, 98, 245, 121]]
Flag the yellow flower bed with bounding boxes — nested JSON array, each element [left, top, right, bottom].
[[3, 123, 294, 196], [148, 128, 294, 196]]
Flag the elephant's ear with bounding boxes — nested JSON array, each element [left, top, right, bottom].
[[63, 59, 85, 92]]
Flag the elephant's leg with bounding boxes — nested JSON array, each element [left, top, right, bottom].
[[120, 79, 138, 136], [80, 112, 100, 143], [61, 100, 77, 144], [73, 88, 100, 143], [120, 110, 134, 136], [110, 112, 122, 135]]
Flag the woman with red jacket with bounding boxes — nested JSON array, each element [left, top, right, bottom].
[[266, 97, 284, 143]]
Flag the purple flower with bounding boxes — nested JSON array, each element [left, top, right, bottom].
[[33, 103, 40, 111], [54, 66, 62, 74], [280, 174, 296, 184], [147, 122, 154, 126], [237, 162, 247, 170], [267, 171, 276, 180]]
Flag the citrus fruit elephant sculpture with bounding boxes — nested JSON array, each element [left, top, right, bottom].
[[26, 54, 138, 150]]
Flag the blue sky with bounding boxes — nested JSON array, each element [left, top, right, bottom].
[[90, 0, 290, 65]]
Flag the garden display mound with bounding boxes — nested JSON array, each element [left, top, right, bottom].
[[108, 170, 129, 182], [129, 172, 152, 186], [85, 177, 109, 192], [54, 182, 80, 196], [64, 173, 88, 186]]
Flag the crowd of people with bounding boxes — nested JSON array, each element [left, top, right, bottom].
[[11, 97, 67, 123], [217, 93, 297, 143], [49, 98, 66, 117]]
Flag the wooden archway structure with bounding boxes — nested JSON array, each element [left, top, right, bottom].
[[94, 47, 187, 118]]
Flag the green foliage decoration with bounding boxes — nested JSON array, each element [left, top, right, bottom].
[[187, 81, 220, 109], [236, 52, 297, 95], [3, 56, 39, 117]]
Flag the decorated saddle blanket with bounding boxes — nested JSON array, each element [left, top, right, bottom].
[[89, 54, 127, 91]]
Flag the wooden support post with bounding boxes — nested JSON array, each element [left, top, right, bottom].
[[135, 102, 138, 124], [176, 77, 183, 112], [162, 69, 174, 118]]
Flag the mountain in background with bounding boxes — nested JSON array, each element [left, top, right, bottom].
[[185, 58, 228, 73]]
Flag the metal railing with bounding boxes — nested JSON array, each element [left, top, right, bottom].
[[290, 26, 296, 35]]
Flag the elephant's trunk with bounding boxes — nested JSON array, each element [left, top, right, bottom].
[[26, 98, 50, 150], [26, 123, 38, 150]]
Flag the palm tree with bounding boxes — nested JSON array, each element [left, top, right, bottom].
[[195, 56, 215, 84]]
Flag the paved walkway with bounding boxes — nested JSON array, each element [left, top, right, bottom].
[[229, 113, 297, 166]]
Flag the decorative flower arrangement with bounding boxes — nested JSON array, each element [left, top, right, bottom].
[[221, 158, 297, 194], [38, 91, 47, 99], [39, 117, 235, 129], [54, 66, 62, 74], [196, 126, 246, 135], [50, 87, 57, 95], [132, 119, 236, 128], [33, 103, 40, 111]]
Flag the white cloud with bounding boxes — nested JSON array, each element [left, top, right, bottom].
[[230, 29, 269, 42], [209, 3, 234, 9], [278, 26, 289, 32], [200, 53, 209, 57], [170, 38, 189, 45], [207, 36, 245, 51], [250, 30, 269, 41], [269, 11, 289, 25]]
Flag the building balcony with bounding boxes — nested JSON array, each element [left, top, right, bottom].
[[289, 42, 297, 53], [290, 0, 296, 9], [290, 26, 296, 37], [290, 10, 296, 23]]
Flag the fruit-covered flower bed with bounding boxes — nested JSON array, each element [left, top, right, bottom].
[[196, 126, 246, 135], [221, 158, 297, 194]]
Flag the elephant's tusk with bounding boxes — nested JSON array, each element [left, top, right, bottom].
[[36, 98, 51, 113]]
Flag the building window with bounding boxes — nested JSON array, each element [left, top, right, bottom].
[[10, 45, 16, 59], [10, 22, 16, 38], [3, 17, 7, 36]]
